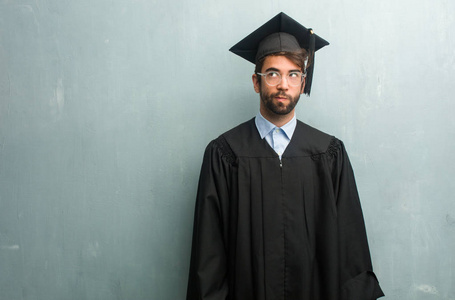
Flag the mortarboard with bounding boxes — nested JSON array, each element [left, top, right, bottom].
[[229, 12, 329, 95]]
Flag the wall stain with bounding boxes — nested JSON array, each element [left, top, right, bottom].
[[446, 214, 455, 226]]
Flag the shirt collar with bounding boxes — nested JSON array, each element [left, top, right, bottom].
[[255, 112, 297, 140]]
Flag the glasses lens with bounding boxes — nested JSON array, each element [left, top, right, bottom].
[[265, 72, 281, 86], [288, 72, 303, 86]]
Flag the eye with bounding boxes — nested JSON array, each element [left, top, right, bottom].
[[289, 72, 301, 78], [267, 71, 280, 78]]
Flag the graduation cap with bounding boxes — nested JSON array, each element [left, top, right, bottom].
[[229, 12, 329, 95]]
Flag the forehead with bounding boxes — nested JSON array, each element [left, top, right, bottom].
[[261, 55, 301, 72]]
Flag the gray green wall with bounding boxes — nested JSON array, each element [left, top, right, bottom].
[[1, 0, 454, 299]]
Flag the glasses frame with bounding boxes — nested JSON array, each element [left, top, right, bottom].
[[256, 71, 306, 87]]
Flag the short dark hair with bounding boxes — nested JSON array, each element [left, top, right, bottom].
[[254, 49, 310, 83]]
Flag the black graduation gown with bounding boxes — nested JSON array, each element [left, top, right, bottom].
[[187, 118, 384, 300]]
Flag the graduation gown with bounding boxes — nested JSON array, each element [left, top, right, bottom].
[[187, 118, 384, 300]]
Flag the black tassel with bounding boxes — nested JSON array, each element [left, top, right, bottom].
[[304, 29, 316, 96]]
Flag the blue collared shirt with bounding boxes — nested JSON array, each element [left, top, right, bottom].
[[255, 113, 297, 159]]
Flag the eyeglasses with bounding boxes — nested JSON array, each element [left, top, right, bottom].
[[257, 71, 306, 87]]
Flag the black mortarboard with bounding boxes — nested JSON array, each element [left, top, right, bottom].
[[229, 12, 329, 95]]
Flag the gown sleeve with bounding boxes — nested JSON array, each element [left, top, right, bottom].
[[331, 139, 385, 300], [186, 139, 233, 300]]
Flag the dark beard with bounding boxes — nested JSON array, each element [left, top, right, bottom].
[[260, 90, 300, 115]]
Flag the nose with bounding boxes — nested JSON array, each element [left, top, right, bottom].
[[277, 75, 289, 90]]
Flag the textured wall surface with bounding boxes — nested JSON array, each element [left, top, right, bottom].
[[0, 0, 454, 299]]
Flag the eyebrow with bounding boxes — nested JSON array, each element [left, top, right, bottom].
[[264, 67, 302, 73]]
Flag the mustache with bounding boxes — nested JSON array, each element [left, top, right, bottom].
[[272, 92, 290, 99]]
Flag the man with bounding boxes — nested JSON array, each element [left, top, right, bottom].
[[187, 12, 384, 300]]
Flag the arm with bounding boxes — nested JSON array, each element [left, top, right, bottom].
[[332, 140, 384, 300], [187, 140, 231, 300]]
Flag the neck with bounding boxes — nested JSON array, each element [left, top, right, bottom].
[[260, 107, 295, 127]]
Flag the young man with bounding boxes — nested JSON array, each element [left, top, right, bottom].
[[187, 12, 384, 300]]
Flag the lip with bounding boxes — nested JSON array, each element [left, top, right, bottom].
[[275, 96, 288, 101]]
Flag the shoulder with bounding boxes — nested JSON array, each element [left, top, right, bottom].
[[202, 119, 256, 164], [222, 118, 256, 141], [219, 118, 261, 155], [297, 120, 333, 143], [283, 120, 343, 157]]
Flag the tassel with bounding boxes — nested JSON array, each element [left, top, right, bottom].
[[304, 29, 316, 96]]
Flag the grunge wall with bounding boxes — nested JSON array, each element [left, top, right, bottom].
[[0, 0, 454, 299]]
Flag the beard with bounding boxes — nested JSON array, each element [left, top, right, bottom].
[[260, 89, 301, 116]]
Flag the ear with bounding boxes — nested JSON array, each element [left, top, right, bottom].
[[300, 76, 306, 94], [252, 74, 260, 93]]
